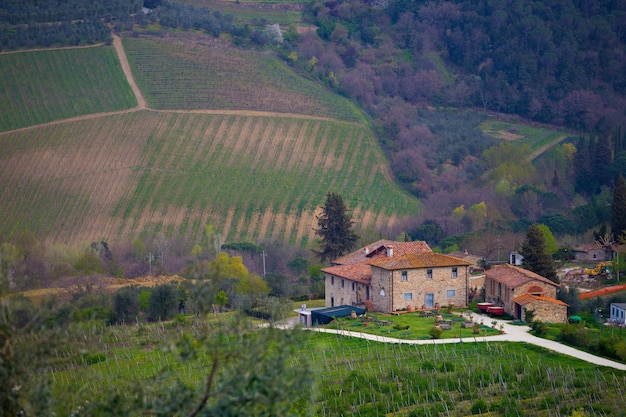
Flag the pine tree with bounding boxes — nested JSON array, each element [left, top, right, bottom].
[[612, 175, 626, 241], [520, 224, 558, 283], [314, 192, 359, 262]]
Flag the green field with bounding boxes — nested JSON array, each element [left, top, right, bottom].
[[479, 118, 570, 152], [123, 34, 365, 122], [0, 111, 420, 247], [29, 316, 626, 416], [0, 46, 136, 132]]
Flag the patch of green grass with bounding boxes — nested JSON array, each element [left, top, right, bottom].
[[327, 310, 499, 340], [479, 119, 570, 151], [0, 46, 136, 132]]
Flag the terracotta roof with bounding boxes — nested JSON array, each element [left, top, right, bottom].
[[485, 264, 558, 288], [332, 239, 432, 265], [368, 252, 471, 270], [321, 263, 372, 285], [574, 242, 608, 252], [513, 293, 568, 307]]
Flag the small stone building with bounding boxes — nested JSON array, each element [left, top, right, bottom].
[[513, 294, 568, 323], [574, 242, 613, 263], [485, 264, 567, 323]]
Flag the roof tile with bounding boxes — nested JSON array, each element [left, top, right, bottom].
[[332, 240, 431, 265], [368, 252, 471, 270], [513, 293, 568, 307], [485, 264, 558, 288], [321, 263, 372, 284]]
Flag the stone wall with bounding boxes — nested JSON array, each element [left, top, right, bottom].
[[325, 274, 357, 307], [521, 300, 567, 323], [371, 266, 468, 313]]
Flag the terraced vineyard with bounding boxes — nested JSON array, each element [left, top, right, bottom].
[[123, 33, 364, 122], [0, 46, 136, 132], [0, 111, 420, 247]]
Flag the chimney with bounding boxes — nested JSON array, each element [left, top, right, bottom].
[[363, 247, 369, 255], [387, 246, 393, 257]]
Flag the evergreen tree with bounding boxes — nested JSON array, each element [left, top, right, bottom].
[[612, 175, 626, 241], [520, 224, 558, 283], [594, 135, 613, 187], [314, 192, 359, 262]]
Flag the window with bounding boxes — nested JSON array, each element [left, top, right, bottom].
[[331, 276, 334, 285], [341, 279, 345, 288], [401, 271, 408, 281], [404, 293, 413, 300], [452, 267, 458, 278], [446, 290, 455, 298], [351, 282, 355, 292], [427, 269, 433, 279]]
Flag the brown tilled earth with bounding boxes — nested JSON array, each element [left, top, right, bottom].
[[18, 275, 184, 303]]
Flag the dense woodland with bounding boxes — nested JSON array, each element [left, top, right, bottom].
[[292, 0, 626, 244]]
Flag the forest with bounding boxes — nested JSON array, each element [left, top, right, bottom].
[[289, 0, 626, 249]]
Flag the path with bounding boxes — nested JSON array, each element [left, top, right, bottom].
[[528, 134, 568, 162], [112, 34, 146, 110], [279, 313, 626, 371]]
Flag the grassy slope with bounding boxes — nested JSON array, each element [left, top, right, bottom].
[[479, 118, 570, 152], [0, 111, 419, 247], [123, 33, 365, 122], [0, 46, 136, 132]]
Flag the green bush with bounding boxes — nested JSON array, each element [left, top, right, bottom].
[[530, 320, 549, 336], [471, 399, 490, 414], [559, 323, 591, 349], [429, 326, 443, 339]]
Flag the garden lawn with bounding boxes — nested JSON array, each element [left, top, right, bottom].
[[325, 310, 500, 340]]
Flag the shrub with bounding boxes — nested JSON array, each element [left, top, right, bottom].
[[471, 399, 490, 414], [148, 284, 178, 321], [113, 286, 141, 323], [530, 320, 549, 336], [559, 323, 591, 349], [393, 324, 409, 331], [429, 326, 443, 339]]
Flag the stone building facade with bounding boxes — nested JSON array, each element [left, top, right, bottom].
[[322, 240, 470, 312], [369, 252, 471, 313]]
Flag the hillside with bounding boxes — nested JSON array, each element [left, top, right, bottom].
[[0, 46, 136, 131], [0, 38, 419, 249]]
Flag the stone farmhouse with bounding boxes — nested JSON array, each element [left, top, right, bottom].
[[322, 240, 472, 313], [573, 242, 613, 263], [485, 264, 567, 323]]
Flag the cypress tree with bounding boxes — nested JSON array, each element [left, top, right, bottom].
[[314, 192, 359, 262], [520, 224, 558, 283], [612, 175, 626, 241], [595, 135, 613, 187]]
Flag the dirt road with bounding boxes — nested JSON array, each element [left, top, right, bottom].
[[112, 34, 146, 110]]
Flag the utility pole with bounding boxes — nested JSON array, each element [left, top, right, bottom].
[[262, 250, 266, 277]]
